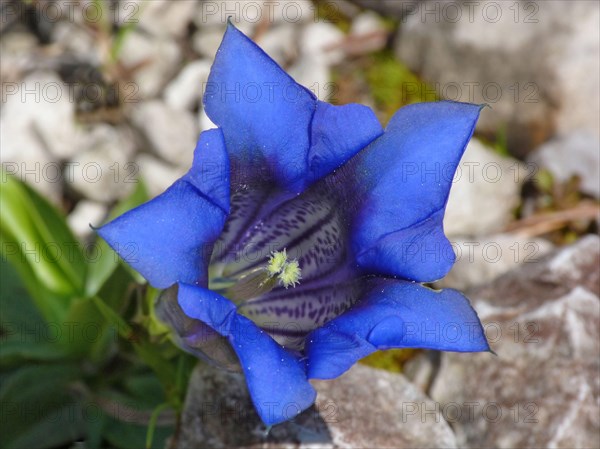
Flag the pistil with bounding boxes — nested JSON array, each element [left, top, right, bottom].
[[211, 249, 302, 302]]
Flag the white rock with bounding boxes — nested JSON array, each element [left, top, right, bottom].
[[437, 233, 555, 291], [194, 0, 314, 28], [118, 31, 181, 98], [528, 132, 600, 198], [256, 24, 298, 66], [0, 129, 61, 204], [0, 30, 37, 54], [198, 107, 217, 132], [553, 5, 600, 138], [67, 200, 107, 238], [51, 21, 101, 65], [130, 101, 197, 167], [1, 71, 83, 160], [395, 0, 600, 154], [135, 154, 186, 198], [444, 139, 526, 236], [288, 54, 330, 99], [66, 125, 136, 203], [347, 10, 388, 54], [0, 31, 38, 81], [0, 71, 93, 203], [288, 22, 345, 94], [117, 0, 196, 38], [299, 22, 345, 66], [192, 27, 225, 59], [350, 11, 385, 36], [164, 59, 212, 111], [264, 0, 315, 25]]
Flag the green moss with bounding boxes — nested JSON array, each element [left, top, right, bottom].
[[313, 0, 352, 33], [366, 51, 438, 121], [359, 348, 418, 373]]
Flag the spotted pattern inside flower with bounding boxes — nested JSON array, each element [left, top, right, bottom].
[[208, 183, 362, 349]]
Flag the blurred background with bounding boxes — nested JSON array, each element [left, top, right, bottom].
[[1, 1, 599, 448]]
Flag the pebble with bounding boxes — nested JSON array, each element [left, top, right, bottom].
[[130, 100, 197, 167], [444, 139, 526, 237]]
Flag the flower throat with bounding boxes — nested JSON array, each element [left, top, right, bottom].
[[209, 249, 302, 303]]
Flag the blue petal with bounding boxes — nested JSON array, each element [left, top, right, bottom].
[[350, 101, 483, 282], [178, 283, 317, 425], [204, 23, 316, 191], [98, 129, 230, 289], [97, 180, 226, 289], [305, 279, 490, 379], [204, 24, 383, 192], [308, 101, 383, 182], [185, 128, 230, 214]]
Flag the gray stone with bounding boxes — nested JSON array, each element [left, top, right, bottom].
[[430, 235, 600, 449], [130, 101, 197, 167], [311, 365, 458, 449], [178, 363, 458, 448], [176, 362, 329, 449], [444, 139, 526, 237], [528, 132, 600, 198], [395, 0, 600, 156], [437, 233, 555, 291], [118, 31, 181, 98]]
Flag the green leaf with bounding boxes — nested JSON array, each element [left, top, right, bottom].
[[90, 295, 132, 339], [84, 411, 106, 449], [0, 258, 71, 366], [91, 387, 174, 449], [90, 295, 184, 410], [103, 416, 172, 449], [0, 341, 71, 366], [0, 363, 85, 449], [63, 298, 117, 361], [146, 403, 171, 449], [0, 363, 82, 403], [123, 374, 166, 409], [0, 174, 84, 318]]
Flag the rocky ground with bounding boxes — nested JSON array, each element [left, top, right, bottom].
[[1, 1, 598, 448]]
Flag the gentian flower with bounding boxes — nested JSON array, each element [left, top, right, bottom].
[[98, 23, 490, 426]]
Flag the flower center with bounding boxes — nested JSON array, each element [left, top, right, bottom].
[[209, 249, 302, 303], [205, 186, 361, 350]]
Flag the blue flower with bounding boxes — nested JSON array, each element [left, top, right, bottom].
[[98, 23, 490, 426]]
